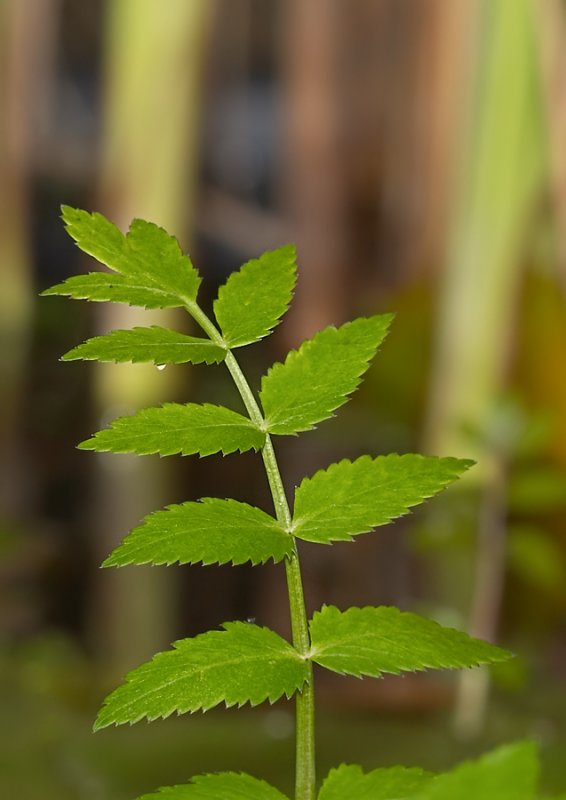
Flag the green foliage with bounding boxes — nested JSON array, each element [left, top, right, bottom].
[[53, 206, 201, 305], [79, 402, 265, 457], [318, 764, 432, 800], [104, 498, 292, 567], [62, 326, 226, 365], [292, 455, 473, 544], [137, 772, 289, 799], [309, 605, 510, 678], [214, 245, 297, 347], [94, 623, 308, 730], [507, 524, 565, 592], [260, 315, 393, 434], [412, 741, 538, 800], [43, 208, 531, 800], [317, 743, 539, 800], [133, 744, 547, 800], [508, 467, 566, 514]]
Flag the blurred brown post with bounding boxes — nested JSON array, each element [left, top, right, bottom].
[[278, 0, 348, 344], [0, 0, 58, 518]]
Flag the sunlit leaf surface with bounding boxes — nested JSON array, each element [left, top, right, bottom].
[[309, 605, 512, 677], [214, 245, 297, 348], [260, 315, 393, 435], [79, 403, 265, 457], [95, 623, 307, 729], [104, 498, 291, 568]]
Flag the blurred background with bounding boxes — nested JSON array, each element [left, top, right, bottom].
[[1, 0, 566, 797]]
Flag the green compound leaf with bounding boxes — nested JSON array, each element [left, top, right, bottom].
[[78, 403, 265, 457], [260, 315, 393, 435], [42, 207, 201, 307], [62, 326, 226, 365], [104, 498, 292, 568], [292, 455, 473, 544], [94, 623, 308, 730], [137, 772, 289, 800], [309, 605, 512, 678], [214, 245, 297, 348], [318, 764, 432, 800], [414, 741, 538, 800]]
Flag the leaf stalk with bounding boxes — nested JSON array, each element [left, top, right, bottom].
[[185, 301, 316, 800]]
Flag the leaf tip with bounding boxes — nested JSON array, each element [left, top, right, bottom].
[[60, 204, 85, 230], [77, 437, 96, 451], [488, 643, 515, 663], [39, 282, 63, 297], [92, 712, 110, 732], [279, 242, 298, 262]]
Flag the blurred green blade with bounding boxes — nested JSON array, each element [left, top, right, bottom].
[[425, 0, 544, 463]]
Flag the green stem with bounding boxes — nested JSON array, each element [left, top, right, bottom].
[[184, 301, 316, 800], [261, 433, 315, 800]]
